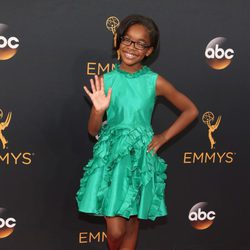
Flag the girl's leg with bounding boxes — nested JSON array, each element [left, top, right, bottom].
[[104, 216, 127, 250], [119, 216, 140, 250]]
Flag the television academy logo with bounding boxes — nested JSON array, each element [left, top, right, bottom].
[[106, 16, 120, 37], [0, 23, 19, 60], [205, 37, 234, 70], [183, 111, 236, 164], [0, 108, 34, 166], [188, 202, 216, 230], [0, 109, 12, 149], [0, 208, 16, 239], [202, 111, 221, 150]]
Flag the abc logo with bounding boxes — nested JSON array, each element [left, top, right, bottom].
[[0, 23, 19, 60], [0, 208, 16, 239], [0, 36, 19, 49], [205, 37, 234, 70], [188, 202, 216, 230], [205, 44, 234, 60]]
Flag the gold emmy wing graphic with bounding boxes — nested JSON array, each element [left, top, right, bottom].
[[106, 16, 120, 59], [0, 109, 12, 149], [202, 111, 221, 149]]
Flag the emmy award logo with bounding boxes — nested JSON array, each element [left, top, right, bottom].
[[202, 111, 221, 149], [106, 16, 120, 36], [0, 109, 12, 150], [106, 16, 120, 59]]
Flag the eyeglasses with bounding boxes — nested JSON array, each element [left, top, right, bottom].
[[120, 36, 151, 50]]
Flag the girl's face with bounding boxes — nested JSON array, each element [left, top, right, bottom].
[[119, 24, 154, 68]]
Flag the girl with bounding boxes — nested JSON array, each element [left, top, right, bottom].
[[76, 14, 199, 250]]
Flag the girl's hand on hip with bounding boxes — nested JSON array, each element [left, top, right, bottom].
[[147, 133, 167, 155], [83, 75, 112, 113]]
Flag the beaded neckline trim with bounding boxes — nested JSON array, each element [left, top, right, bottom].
[[114, 63, 150, 78]]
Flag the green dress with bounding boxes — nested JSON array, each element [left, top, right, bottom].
[[76, 63, 168, 221]]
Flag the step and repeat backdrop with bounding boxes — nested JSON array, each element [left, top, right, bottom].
[[0, 1, 249, 250]]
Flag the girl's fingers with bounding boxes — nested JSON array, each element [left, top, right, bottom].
[[90, 78, 96, 93], [83, 85, 92, 98], [148, 144, 157, 154], [107, 88, 112, 100], [100, 76, 104, 92], [147, 140, 158, 153], [95, 75, 101, 91], [147, 143, 153, 152], [147, 147, 155, 154]]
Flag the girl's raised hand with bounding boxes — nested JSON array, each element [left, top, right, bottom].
[[83, 75, 112, 113]]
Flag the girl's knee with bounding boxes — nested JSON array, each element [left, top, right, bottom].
[[105, 216, 127, 242], [107, 228, 126, 242]]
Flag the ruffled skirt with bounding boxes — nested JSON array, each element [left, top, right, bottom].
[[75, 123, 168, 221]]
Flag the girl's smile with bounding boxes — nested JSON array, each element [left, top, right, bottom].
[[123, 50, 139, 59]]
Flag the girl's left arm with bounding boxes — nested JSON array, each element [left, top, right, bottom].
[[147, 75, 199, 154]]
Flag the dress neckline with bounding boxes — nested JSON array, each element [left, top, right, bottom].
[[114, 63, 150, 78]]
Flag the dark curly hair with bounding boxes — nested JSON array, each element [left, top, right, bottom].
[[113, 14, 160, 58]]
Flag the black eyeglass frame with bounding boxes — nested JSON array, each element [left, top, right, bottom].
[[120, 36, 152, 50]]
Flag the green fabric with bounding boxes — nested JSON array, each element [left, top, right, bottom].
[[76, 63, 168, 221]]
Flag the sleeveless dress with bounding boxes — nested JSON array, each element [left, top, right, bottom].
[[76, 63, 168, 221]]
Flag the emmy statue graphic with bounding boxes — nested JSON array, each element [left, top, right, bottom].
[[106, 16, 120, 59], [0, 109, 12, 149], [202, 111, 221, 149]]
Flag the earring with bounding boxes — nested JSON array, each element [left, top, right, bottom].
[[113, 31, 120, 60], [117, 49, 120, 60], [113, 31, 117, 48]]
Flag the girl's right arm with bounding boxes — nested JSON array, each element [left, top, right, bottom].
[[83, 75, 112, 137]]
